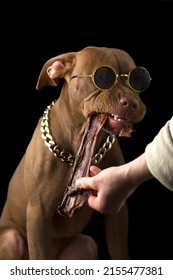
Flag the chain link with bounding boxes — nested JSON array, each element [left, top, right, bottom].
[[41, 100, 116, 166]]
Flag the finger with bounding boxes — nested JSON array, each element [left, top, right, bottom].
[[89, 165, 102, 176], [87, 195, 100, 211], [87, 195, 108, 214], [88, 195, 117, 215]]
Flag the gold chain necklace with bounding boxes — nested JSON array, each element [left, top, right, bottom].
[[41, 100, 116, 166]]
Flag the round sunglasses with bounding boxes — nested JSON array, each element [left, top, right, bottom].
[[71, 65, 152, 92]]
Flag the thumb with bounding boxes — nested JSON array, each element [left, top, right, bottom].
[[75, 176, 96, 190]]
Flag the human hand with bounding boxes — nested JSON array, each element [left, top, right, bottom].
[[76, 165, 130, 214], [76, 154, 152, 214]]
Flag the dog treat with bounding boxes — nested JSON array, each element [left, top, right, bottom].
[[57, 114, 108, 218], [118, 127, 134, 137]]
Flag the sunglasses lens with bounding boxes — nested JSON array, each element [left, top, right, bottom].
[[93, 66, 116, 90], [129, 67, 151, 91]]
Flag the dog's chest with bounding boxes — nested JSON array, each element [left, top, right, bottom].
[[52, 206, 93, 237]]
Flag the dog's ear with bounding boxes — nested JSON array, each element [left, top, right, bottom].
[[36, 52, 75, 90]]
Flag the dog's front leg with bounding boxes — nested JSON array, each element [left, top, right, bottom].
[[104, 202, 129, 260], [26, 202, 51, 260]]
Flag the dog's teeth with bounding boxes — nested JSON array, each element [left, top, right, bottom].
[[113, 114, 121, 121]]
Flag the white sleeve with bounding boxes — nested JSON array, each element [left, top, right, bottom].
[[145, 116, 173, 191]]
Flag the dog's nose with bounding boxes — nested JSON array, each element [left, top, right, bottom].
[[120, 95, 138, 111]]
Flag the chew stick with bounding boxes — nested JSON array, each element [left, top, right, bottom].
[[57, 114, 107, 217]]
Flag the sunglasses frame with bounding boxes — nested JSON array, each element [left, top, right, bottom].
[[71, 65, 152, 92]]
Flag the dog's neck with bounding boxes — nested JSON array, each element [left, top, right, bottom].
[[48, 97, 87, 155]]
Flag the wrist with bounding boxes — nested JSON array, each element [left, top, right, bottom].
[[126, 153, 153, 187]]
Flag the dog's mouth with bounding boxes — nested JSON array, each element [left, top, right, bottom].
[[93, 112, 134, 137], [57, 113, 133, 218]]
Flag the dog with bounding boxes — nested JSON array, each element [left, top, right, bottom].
[[0, 46, 149, 259]]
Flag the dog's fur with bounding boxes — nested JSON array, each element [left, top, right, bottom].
[[0, 46, 146, 259]]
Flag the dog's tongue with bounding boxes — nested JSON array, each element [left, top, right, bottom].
[[57, 114, 107, 218]]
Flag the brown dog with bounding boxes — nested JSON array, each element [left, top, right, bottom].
[[0, 46, 148, 259]]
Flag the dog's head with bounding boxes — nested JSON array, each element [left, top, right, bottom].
[[36, 46, 151, 137]]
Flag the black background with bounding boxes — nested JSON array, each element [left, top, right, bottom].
[[1, 0, 173, 259]]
